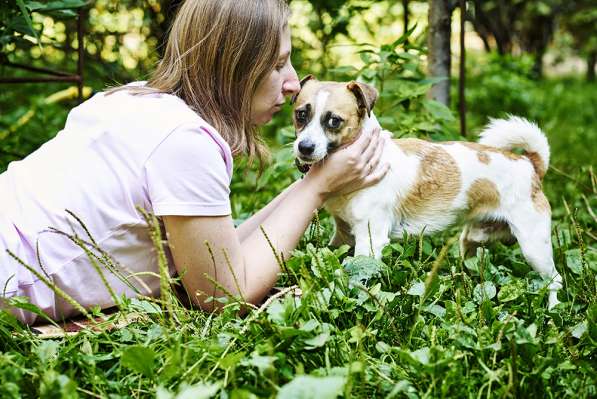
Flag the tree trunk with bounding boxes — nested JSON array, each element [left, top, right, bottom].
[[403, 0, 409, 32], [588, 52, 596, 81], [428, 0, 452, 106], [458, 0, 466, 136], [532, 48, 545, 79]]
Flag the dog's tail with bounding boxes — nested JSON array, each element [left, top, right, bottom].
[[478, 116, 550, 178]]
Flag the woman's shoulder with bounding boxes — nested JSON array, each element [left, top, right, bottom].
[[69, 82, 205, 133], [100, 81, 195, 116]]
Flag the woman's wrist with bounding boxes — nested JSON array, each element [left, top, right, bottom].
[[297, 174, 327, 208]]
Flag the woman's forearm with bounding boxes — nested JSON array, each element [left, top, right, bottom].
[[240, 177, 323, 304], [236, 180, 301, 242]]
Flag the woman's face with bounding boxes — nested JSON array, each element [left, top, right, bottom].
[[250, 26, 300, 126]]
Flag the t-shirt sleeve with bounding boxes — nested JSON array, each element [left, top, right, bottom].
[[144, 123, 232, 216]]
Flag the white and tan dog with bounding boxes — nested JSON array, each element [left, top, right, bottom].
[[292, 76, 562, 308]]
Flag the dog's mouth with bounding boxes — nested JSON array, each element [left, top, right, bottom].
[[294, 141, 339, 165], [296, 154, 319, 164]]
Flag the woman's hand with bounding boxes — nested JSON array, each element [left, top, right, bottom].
[[303, 127, 390, 202]]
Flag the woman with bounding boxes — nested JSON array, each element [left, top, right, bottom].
[[0, 0, 388, 325]]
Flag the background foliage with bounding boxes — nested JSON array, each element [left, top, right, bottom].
[[0, 0, 595, 398]]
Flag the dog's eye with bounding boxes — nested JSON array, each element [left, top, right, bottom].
[[295, 109, 308, 123], [327, 116, 342, 129]]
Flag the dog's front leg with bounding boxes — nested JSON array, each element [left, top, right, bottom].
[[330, 216, 355, 247], [352, 218, 391, 259]]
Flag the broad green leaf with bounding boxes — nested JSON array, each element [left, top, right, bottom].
[[398, 347, 431, 366], [570, 321, 587, 339], [304, 332, 330, 349], [241, 353, 277, 374], [407, 281, 425, 296], [121, 345, 155, 377], [276, 375, 346, 399], [176, 382, 219, 399], [473, 282, 497, 303], [498, 279, 526, 302], [565, 249, 584, 274], [220, 351, 246, 369], [266, 300, 286, 324], [376, 341, 391, 353], [343, 255, 383, 285], [424, 304, 446, 318], [300, 319, 319, 332], [36, 341, 60, 365]]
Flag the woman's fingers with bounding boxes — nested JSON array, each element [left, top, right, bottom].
[[350, 125, 376, 154], [305, 126, 390, 199], [363, 138, 385, 177], [359, 127, 381, 161], [362, 161, 390, 188]]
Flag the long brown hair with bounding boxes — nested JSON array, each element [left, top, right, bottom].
[[112, 0, 289, 163]]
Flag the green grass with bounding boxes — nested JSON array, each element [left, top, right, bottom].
[[1, 75, 596, 398]]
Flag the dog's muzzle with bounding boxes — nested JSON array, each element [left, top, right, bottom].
[[298, 139, 316, 157]]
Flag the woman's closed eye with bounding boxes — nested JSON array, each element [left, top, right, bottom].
[[275, 54, 290, 71]]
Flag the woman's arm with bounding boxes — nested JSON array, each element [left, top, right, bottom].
[[163, 176, 322, 310], [163, 128, 388, 311], [235, 179, 300, 242]]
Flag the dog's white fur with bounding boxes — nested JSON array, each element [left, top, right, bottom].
[[294, 87, 562, 309]]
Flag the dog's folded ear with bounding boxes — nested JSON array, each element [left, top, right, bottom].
[[291, 74, 316, 104], [347, 81, 378, 117]]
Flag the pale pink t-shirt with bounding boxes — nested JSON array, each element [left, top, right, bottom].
[[0, 83, 233, 324]]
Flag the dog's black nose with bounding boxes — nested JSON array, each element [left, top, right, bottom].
[[298, 139, 315, 155]]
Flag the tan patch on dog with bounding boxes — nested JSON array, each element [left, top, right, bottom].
[[395, 138, 429, 156], [526, 152, 546, 179], [531, 173, 550, 213], [467, 178, 500, 218], [396, 145, 461, 218], [328, 86, 367, 144], [457, 142, 522, 162], [459, 141, 545, 178], [477, 151, 490, 164]]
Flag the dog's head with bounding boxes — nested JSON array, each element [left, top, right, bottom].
[[291, 76, 378, 164]]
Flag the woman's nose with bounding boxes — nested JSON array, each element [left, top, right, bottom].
[[283, 66, 300, 96]]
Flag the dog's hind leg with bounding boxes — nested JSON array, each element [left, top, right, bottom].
[[460, 220, 515, 258], [506, 206, 562, 309]]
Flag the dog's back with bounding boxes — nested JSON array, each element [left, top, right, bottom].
[[393, 118, 549, 236]]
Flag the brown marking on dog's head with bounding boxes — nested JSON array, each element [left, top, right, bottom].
[[531, 173, 550, 213], [396, 145, 461, 218], [347, 81, 378, 117], [466, 178, 501, 219]]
